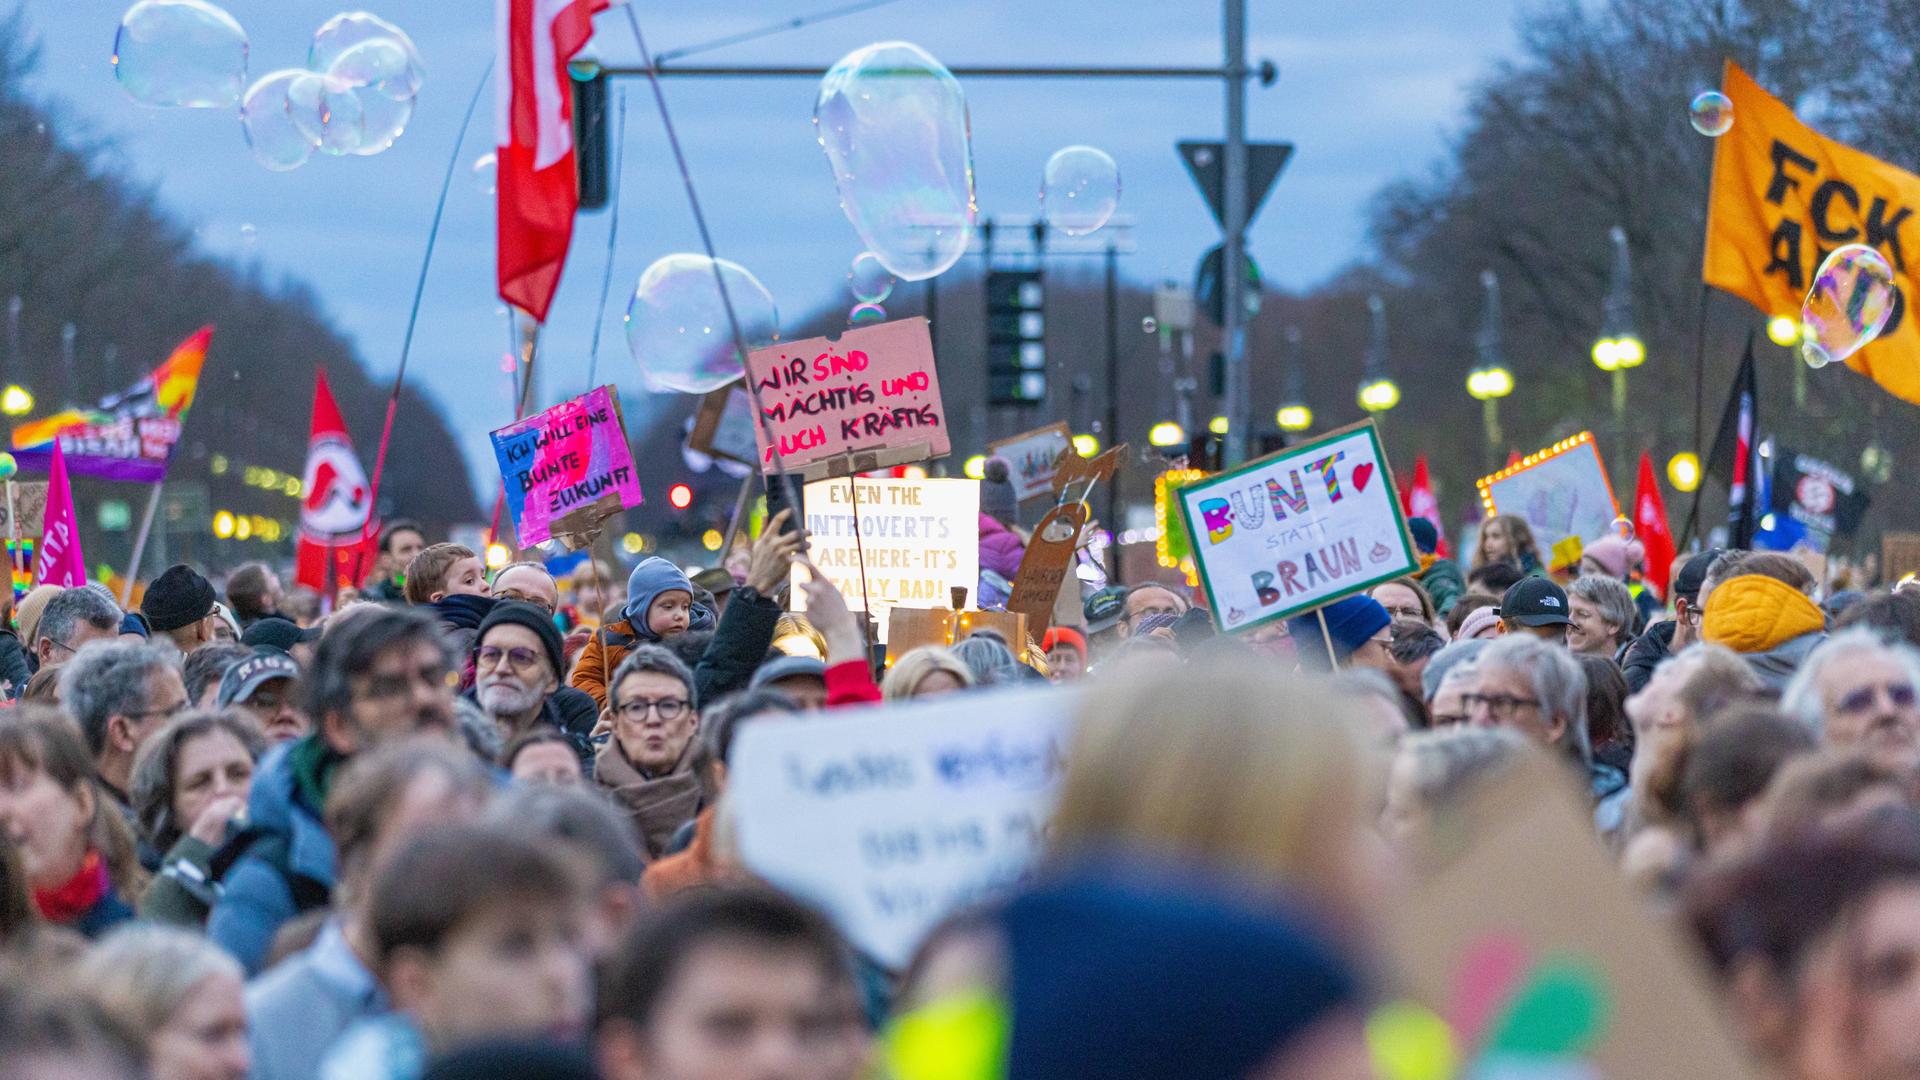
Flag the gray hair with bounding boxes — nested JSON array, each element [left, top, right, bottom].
[[1332, 667, 1419, 731], [1423, 639, 1489, 701], [61, 641, 182, 758], [609, 644, 696, 706], [1568, 575, 1637, 643], [35, 586, 120, 652], [1476, 634, 1591, 765], [1396, 726, 1529, 815], [1781, 627, 1920, 737], [485, 784, 646, 886], [952, 634, 1020, 686], [75, 925, 242, 1040]]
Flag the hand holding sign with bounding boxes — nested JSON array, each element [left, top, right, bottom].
[[746, 508, 806, 594]]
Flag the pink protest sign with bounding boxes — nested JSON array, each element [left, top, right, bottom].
[[490, 386, 642, 550], [744, 317, 950, 476]]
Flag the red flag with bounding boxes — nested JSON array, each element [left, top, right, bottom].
[[1401, 454, 1451, 557], [496, 0, 612, 321], [1633, 451, 1677, 602], [295, 370, 379, 594]]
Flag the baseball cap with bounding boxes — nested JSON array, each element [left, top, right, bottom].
[[1497, 577, 1573, 627], [749, 655, 827, 691], [217, 649, 301, 708], [1083, 587, 1126, 635], [1673, 548, 1725, 603], [242, 616, 321, 654]]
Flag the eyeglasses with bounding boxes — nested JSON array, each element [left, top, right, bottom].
[[494, 589, 555, 616], [1431, 712, 1470, 726], [615, 698, 690, 722], [128, 700, 188, 723], [1381, 606, 1424, 622], [1838, 682, 1918, 716], [44, 638, 77, 657], [1461, 693, 1541, 719], [477, 645, 543, 671]]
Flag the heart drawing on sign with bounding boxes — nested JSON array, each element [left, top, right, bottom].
[[1352, 462, 1375, 493]]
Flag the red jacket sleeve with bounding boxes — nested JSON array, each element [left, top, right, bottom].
[[825, 659, 882, 706]]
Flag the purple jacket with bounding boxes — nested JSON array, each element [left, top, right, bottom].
[[979, 513, 1027, 608]]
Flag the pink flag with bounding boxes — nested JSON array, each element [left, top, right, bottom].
[[35, 440, 85, 587]]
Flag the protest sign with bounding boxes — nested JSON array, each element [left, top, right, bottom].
[[730, 683, 1075, 969], [1175, 422, 1416, 633], [489, 385, 641, 550], [1006, 501, 1087, 632], [794, 476, 978, 643], [0, 482, 49, 541], [989, 421, 1071, 502], [887, 609, 1031, 664], [1765, 446, 1869, 552], [1476, 433, 1620, 569], [1381, 749, 1752, 1078], [746, 317, 950, 476], [688, 380, 760, 466]]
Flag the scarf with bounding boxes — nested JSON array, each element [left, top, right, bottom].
[[290, 733, 347, 817], [34, 849, 109, 925], [431, 593, 496, 632], [594, 741, 703, 858]]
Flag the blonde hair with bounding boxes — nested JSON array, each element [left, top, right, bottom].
[[1051, 655, 1366, 896], [1474, 513, 1540, 570], [771, 614, 827, 660], [75, 925, 241, 1040], [881, 646, 975, 702]]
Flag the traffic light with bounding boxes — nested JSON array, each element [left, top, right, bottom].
[[986, 270, 1046, 407], [572, 69, 610, 211]]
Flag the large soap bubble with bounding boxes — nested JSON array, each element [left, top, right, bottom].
[[1041, 146, 1120, 236], [625, 254, 779, 395], [112, 0, 248, 109], [329, 38, 414, 154], [287, 72, 365, 156], [308, 12, 424, 97], [1800, 244, 1897, 368], [814, 41, 976, 281], [239, 70, 316, 172]]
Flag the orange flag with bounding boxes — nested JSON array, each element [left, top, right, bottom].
[[1702, 60, 1920, 403]]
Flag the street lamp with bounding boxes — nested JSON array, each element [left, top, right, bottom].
[[1357, 295, 1399, 414], [0, 386, 31, 417], [1148, 421, 1186, 448], [1766, 315, 1800, 347], [1592, 226, 1644, 433], [1275, 325, 1312, 433], [1469, 270, 1514, 458], [1667, 452, 1701, 492]]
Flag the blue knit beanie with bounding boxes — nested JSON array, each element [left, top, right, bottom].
[[1286, 594, 1391, 670]]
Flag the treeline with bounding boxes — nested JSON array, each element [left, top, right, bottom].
[[0, 13, 477, 569]]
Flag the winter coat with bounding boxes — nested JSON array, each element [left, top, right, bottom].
[[1416, 557, 1467, 617], [1702, 574, 1827, 691], [246, 920, 384, 1080], [0, 628, 30, 699], [642, 808, 721, 900], [1618, 620, 1676, 694], [570, 588, 775, 710], [138, 835, 220, 928], [1592, 761, 1632, 842], [207, 738, 336, 975], [978, 513, 1026, 609]]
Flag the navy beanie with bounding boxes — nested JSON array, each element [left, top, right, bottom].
[[1407, 517, 1440, 555], [1286, 595, 1391, 671]]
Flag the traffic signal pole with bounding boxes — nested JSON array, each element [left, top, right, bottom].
[[1221, 0, 1251, 466]]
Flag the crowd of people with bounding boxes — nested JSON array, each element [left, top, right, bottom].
[[3, 499, 1920, 1080]]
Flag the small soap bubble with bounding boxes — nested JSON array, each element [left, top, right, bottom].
[[1689, 91, 1733, 137], [1040, 146, 1120, 236]]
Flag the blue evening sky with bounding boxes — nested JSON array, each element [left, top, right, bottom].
[[19, 1, 1523, 502]]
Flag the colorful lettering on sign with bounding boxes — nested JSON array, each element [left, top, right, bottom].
[[1200, 498, 1234, 543], [1304, 452, 1347, 502], [1267, 471, 1310, 519]]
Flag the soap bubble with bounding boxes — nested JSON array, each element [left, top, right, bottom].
[[848, 252, 895, 304], [1800, 244, 1896, 368], [239, 70, 317, 172], [849, 303, 887, 326], [1608, 516, 1635, 544], [327, 38, 414, 154], [308, 12, 424, 98], [1040, 145, 1120, 236], [472, 152, 498, 195], [239, 223, 257, 243], [1689, 91, 1733, 137], [625, 254, 779, 395], [112, 0, 248, 109], [814, 41, 977, 281], [1141, 316, 1158, 334], [287, 72, 364, 156]]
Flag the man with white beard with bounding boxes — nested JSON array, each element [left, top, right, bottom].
[[471, 601, 599, 772]]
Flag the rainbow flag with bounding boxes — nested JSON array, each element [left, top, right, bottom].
[[12, 326, 209, 483]]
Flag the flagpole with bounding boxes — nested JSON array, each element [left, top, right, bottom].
[[119, 483, 164, 606], [358, 62, 494, 585], [1679, 284, 1710, 553]]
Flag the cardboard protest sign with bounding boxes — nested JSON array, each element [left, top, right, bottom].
[[1380, 749, 1753, 1079], [489, 386, 641, 550], [0, 482, 49, 540], [746, 317, 949, 476], [887, 609, 1030, 664], [688, 380, 760, 466], [1006, 501, 1087, 632], [1476, 433, 1620, 569], [730, 684, 1075, 969], [989, 421, 1071, 502], [1176, 422, 1416, 633], [1051, 444, 1123, 498], [794, 476, 978, 643]]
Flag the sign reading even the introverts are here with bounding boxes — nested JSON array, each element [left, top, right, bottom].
[[730, 683, 1076, 969], [793, 476, 978, 643], [489, 385, 642, 550], [1177, 422, 1417, 633], [745, 317, 950, 474]]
